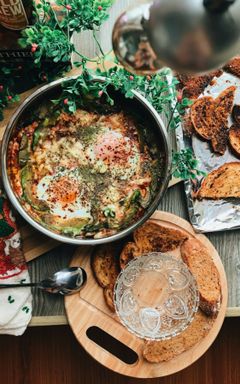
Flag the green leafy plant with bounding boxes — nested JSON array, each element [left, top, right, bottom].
[[58, 0, 114, 32], [0, 0, 203, 180], [0, 67, 22, 120], [172, 148, 206, 180]]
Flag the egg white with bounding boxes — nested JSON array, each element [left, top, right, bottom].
[[86, 129, 140, 180], [36, 170, 92, 221]]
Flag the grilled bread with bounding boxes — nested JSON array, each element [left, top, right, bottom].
[[223, 56, 240, 79], [211, 123, 229, 155], [232, 105, 240, 125], [133, 221, 188, 254], [196, 162, 240, 199], [177, 70, 222, 99], [211, 86, 236, 154], [103, 284, 115, 312], [143, 310, 213, 363], [215, 86, 236, 121], [229, 124, 240, 157], [119, 223, 188, 270], [119, 242, 141, 270], [191, 86, 236, 154], [181, 238, 221, 316], [191, 96, 214, 140], [91, 245, 120, 288]]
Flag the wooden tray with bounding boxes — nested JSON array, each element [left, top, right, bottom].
[[64, 211, 227, 378]]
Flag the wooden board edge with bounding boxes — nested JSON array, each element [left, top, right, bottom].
[[24, 240, 59, 262], [226, 307, 240, 317], [168, 176, 182, 188], [29, 315, 67, 327], [28, 307, 240, 327], [150, 210, 195, 235]]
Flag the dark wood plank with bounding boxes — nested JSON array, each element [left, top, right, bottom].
[[28, 244, 76, 316], [0, 318, 239, 383]]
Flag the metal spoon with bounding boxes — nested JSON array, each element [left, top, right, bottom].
[[0, 267, 87, 295]]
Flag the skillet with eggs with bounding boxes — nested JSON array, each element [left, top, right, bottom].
[[7, 107, 161, 239]]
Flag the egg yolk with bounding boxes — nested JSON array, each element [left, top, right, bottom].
[[47, 176, 78, 205], [94, 131, 131, 165]]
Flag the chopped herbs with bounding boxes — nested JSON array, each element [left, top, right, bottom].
[[103, 207, 115, 218], [131, 190, 141, 203]]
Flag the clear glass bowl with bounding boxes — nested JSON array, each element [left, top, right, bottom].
[[114, 253, 199, 340]]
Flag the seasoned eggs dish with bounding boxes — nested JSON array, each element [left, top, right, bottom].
[[7, 108, 161, 239]]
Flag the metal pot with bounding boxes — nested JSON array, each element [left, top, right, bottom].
[[1, 77, 171, 245]]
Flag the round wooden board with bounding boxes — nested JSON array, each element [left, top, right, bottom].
[[64, 211, 227, 378]]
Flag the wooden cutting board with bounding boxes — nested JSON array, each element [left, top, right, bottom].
[[20, 221, 59, 262], [64, 211, 227, 378]]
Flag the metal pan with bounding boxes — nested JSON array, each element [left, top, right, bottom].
[[1, 76, 171, 245]]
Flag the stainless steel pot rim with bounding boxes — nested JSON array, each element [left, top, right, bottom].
[[1, 76, 171, 245]]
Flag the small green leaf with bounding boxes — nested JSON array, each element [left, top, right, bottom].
[[103, 207, 115, 218]]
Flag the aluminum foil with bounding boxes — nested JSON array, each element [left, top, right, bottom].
[[175, 71, 240, 233]]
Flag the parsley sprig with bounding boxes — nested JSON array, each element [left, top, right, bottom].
[[172, 148, 206, 179]]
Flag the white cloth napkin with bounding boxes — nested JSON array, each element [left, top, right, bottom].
[[0, 196, 32, 335]]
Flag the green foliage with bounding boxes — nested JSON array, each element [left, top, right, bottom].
[[172, 148, 206, 180], [0, 66, 20, 120], [59, 66, 188, 133], [0, 62, 69, 121], [19, 0, 114, 65], [57, 0, 114, 32], [21, 25, 74, 63]]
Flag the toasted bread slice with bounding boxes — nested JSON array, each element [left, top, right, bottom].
[[191, 96, 214, 140], [119, 242, 141, 270], [214, 86, 236, 121], [211, 123, 229, 155], [191, 86, 236, 154], [232, 105, 240, 125], [210, 86, 236, 154], [103, 284, 115, 312], [181, 238, 221, 316], [223, 56, 240, 79], [133, 221, 188, 253], [91, 245, 120, 288], [229, 124, 240, 156], [183, 112, 194, 137], [196, 162, 240, 199], [143, 310, 213, 363], [177, 70, 222, 99]]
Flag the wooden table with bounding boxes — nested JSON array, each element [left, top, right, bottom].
[[1, 0, 240, 325]]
